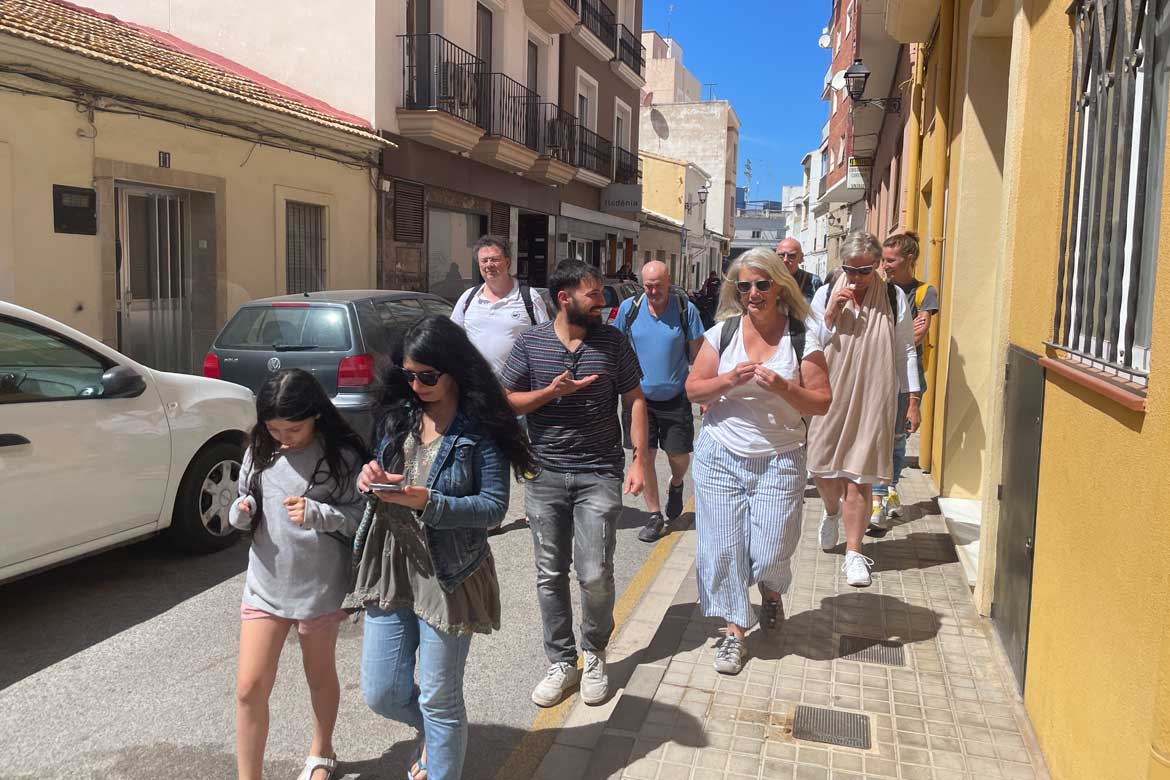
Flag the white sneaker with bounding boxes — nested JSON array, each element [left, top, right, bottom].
[[842, 551, 875, 587], [531, 662, 579, 707], [581, 650, 609, 705], [819, 509, 841, 551]]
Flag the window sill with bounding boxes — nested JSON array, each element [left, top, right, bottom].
[[1039, 353, 1147, 412]]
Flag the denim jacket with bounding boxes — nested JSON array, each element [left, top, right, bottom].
[[373, 408, 509, 592]]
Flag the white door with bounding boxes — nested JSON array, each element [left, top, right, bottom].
[[0, 315, 171, 569]]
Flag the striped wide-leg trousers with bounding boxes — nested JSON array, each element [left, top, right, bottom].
[[693, 430, 806, 629]]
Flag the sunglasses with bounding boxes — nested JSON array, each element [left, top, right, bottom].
[[401, 368, 444, 387], [563, 351, 582, 379], [841, 264, 876, 276], [735, 279, 774, 294]]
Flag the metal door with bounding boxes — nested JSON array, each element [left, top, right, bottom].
[[991, 345, 1045, 692], [116, 186, 193, 373]]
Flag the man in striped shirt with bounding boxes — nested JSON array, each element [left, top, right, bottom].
[[503, 259, 649, 709]]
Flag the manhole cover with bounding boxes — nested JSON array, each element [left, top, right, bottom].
[[792, 705, 871, 750], [838, 635, 906, 666]]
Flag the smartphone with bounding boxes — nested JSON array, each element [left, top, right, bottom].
[[367, 483, 405, 493]]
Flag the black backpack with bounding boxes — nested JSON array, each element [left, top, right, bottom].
[[718, 314, 806, 363], [461, 283, 537, 325], [621, 292, 692, 351], [824, 268, 899, 313]]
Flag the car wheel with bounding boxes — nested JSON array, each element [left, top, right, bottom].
[[167, 440, 242, 553]]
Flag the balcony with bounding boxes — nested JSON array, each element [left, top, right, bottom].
[[527, 103, 579, 186], [397, 34, 486, 154], [611, 24, 646, 89], [471, 72, 541, 174], [524, 0, 579, 35], [573, 0, 617, 62], [884, 0, 941, 43], [613, 145, 639, 185], [575, 125, 613, 187]]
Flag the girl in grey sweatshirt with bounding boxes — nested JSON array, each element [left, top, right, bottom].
[[228, 369, 368, 780]]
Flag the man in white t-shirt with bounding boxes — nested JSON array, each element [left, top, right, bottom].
[[451, 235, 550, 376]]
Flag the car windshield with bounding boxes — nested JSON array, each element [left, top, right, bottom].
[[216, 305, 352, 351]]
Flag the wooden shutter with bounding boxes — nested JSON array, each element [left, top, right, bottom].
[[393, 180, 424, 243], [490, 202, 509, 237]]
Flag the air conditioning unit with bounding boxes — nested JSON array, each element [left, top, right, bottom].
[[437, 63, 472, 109]]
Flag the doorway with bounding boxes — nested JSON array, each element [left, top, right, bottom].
[[116, 185, 195, 373], [518, 213, 550, 286]]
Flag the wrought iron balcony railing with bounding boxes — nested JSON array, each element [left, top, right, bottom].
[[535, 103, 579, 166], [580, 0, 617, 52], [400, 34, 486, 127], [477, 72, 541, 151], [577, 125, 613, 180], [616, 25, 645, 76], [614, 145, 639, 185]]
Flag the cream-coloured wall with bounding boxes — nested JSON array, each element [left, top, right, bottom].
[[0, 88, 376, 343], [0, 141, 15, 301]]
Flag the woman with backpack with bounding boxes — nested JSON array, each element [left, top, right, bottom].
[[807, 231, 921, 588], [229, 368, 369, 780], [685, 247, 832, 675], [345, 315, 537, 780]]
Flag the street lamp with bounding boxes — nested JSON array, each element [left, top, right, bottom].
[[697, 184, 709, 205], [844, 58, 901, 112]]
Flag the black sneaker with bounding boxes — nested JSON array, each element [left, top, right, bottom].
[[665, 481, 685, 520], [759, 590, 785, 634], [638, 513, 666, 543]]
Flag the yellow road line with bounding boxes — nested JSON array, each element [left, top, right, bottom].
[[494, 497, 695, 780]]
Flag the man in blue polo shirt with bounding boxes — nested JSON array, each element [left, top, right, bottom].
[[616, 260, 705, 542]]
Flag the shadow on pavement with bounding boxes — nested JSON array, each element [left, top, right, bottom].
[[0, 537, 247, 691], [867, 531, 959, 573]]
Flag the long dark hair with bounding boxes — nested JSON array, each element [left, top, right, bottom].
[[247, 369, 369, 523], [374, 315, 536, 479]]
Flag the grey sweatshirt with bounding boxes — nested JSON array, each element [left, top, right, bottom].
[[228, 439, 365, 619]]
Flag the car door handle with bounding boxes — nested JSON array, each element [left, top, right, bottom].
[[0, 433, 31, 447]]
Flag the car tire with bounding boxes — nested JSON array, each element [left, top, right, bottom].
[[167, 440, 243, 553]]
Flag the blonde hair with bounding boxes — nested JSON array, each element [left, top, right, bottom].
[[882, 231, 921, 269], [840, 230, 882, 266], [716, 247, 812, 323]]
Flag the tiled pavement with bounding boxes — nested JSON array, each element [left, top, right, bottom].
[[532, 458, 1051, 780]]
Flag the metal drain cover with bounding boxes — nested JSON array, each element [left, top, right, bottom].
[[838, 635, 906, 666], [792, 705, 871, 750]]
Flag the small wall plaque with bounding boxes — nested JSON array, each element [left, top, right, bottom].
[[52, 185, 97, 235]]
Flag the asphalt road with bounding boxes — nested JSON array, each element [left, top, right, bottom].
[[0, 453, 694, 780]]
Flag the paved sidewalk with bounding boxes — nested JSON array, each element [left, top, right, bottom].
[[532, 462, 1050, 780]]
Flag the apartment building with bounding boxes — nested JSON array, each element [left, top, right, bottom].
[[89, 0, 646, 299], [637, 151, 720, 288]]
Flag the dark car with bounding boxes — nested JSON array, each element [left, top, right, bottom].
[[602, 279, 642, 326], [203, 290, 452, 440]]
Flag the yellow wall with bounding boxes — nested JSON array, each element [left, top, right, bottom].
[[0, 87, 376, 341], [640, 154, 685, 224]]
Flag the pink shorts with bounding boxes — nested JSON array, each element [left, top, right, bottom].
[[240, 603, 347, 635]]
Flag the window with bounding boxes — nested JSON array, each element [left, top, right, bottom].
[[656, 249, 666, 262], [751, 230, 761, 239], [1053, 0, 1168, 382], [0, 317, 109, 403], [527, 41, 539, 95], [476, 4, 493, 69], [644, 250, 651, 263], [286, 201, 326, 294], [576, 69, 599, 131], [217, 306, 352, 351], [376, 299, 424, 330]]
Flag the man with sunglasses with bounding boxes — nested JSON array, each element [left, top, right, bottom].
[[776, 238, 823, 304], [502, 260, 649, 709], [614, 261, 705, 543]]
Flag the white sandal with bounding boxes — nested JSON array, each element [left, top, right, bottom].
[[296, 755, 337, 780]]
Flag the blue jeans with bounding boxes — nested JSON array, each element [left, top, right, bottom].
[[361, 607, 473, 780], [874, 393, 911, 497], [524, 469, 623, 664]]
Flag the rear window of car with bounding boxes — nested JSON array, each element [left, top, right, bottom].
[[603, 287, 619, 307], [216, 305, 352, 351]]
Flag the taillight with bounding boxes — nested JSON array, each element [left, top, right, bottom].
[[338, 354, 374, 388], [202, 353, 221, 379], [606, 307, 618, 324]]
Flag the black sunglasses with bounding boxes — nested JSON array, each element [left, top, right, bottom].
[[841, 264, 876, 276], [735, 280, 774, 294], [563, 351, 582, 379], [401, 368, 444, 387]]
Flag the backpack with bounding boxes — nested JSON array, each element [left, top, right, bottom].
[[718, 314, 806, 364], [914, 282, 934, 372], [824, 268, 899, 314], [621, 293, 692, 352], [462, 282, 537, 325]]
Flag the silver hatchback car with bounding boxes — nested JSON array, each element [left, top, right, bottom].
[[203, 290, 452, 441]]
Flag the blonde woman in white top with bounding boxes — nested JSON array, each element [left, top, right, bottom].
[[685, 248, 832, 675]]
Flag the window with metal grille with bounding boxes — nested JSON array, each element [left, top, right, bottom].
[[490, 202, 510, 237], [1053, 0, 1168, 384], [394, 181, 425, 243], [285, 201, 326, 294]]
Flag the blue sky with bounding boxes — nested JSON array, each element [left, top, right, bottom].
[[640, 0, 831, 202]]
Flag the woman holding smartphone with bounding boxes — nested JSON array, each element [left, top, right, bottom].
[[344, 315, 536, 780]]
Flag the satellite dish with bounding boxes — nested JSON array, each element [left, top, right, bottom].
[[818, 33, 832, 49], [830, 70, 847, 91]]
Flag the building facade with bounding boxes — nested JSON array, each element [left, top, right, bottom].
[[862, 1, 1170, 778], [638, 151, 721, 288]]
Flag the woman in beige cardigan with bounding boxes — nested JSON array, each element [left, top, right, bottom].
[[806, 231, 920, 587]]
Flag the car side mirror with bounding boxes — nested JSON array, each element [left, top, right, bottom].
[[101, 365, 147, 399]]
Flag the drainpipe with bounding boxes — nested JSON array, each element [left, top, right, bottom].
[[902, 43, 925, 230], [917, 0, 954, 475]]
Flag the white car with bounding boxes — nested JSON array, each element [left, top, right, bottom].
[[0, 301, 256, 584]]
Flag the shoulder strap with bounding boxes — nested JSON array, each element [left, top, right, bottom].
[[518, 283, 536, 325], [886, 281, 898, 314], [676, 293, 690, 339], [914, 281, 928, 311], [622, 294, 643, 334], [718, 315, 742, 356], [788, 314, 806, 363], [461, 284, 484, 314]]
